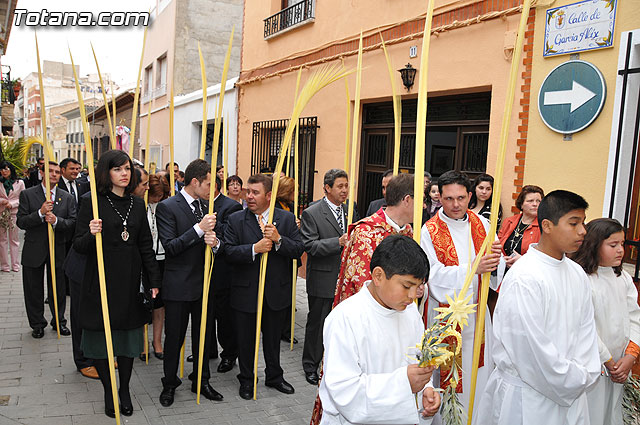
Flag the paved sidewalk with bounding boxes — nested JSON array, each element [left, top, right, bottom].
[[0, 253, 318, 425]]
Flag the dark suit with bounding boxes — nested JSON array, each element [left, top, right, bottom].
[[16, 185, 76, 330], [300, 198, 347, 373], [58, 180, 91, 369], [224, 208, 304, 386], [57, 178, 90, 210], [366, 197, 386, 217], [156, 191, 216, 389], [26, 169, 42, 188], [210, 194, 242, 361]]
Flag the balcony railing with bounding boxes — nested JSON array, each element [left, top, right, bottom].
[[264, 0, 314, 39]]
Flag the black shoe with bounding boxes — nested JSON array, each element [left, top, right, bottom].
[[217, 359, 234, 373], [119, 389, 133, 416], [191, 383, 223, 401], [159, 387, 175, 407], [32, 328, 44, 339], [154, 350, 164, 360], [305, 371, 319, 386], [186, 354, 193, 362], [239, 385, 253, 400], [104, 406, 115, 418], [104, 393, 115, 418], [51, 324, 71, 336], [266, 380, 295, 395], [281, 335, 298, 344]]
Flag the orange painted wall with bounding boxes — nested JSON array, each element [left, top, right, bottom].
[[238, 3, 525, 208]]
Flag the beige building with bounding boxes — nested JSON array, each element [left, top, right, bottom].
[[138, 0, 243, 167], [237, 0, 530, 213]]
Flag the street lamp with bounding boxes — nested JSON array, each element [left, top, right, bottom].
[[398, 63, 417, 91]]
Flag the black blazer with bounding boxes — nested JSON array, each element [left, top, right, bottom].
[[74, 192, 161, 331], [26, 169, 41, 188], [224, 208, 304, 313], [300, 199, 346, 299], [17, 185, 76, 268], [57, 178, 90, 206], [156, 192, 212, 302], [212, 193, 243, 291]]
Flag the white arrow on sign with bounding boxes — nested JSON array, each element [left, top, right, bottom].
[[543, 81, 596, 113]]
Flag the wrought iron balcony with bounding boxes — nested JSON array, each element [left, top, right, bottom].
[[264, 0, 314, 39]]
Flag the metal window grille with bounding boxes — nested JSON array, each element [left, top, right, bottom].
[[264, 0, 314, 38], [251, 117, 317, 211]]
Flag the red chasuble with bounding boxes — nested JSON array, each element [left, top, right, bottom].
[[424, 210, 486, 393]]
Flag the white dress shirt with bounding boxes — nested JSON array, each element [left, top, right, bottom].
[[38, 184, 58, 227]]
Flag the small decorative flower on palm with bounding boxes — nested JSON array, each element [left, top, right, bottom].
[[411, 288, 477, 425]]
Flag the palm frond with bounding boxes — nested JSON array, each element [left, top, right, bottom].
[[21, 136, 52, 165], [0, 137, 27, 172]]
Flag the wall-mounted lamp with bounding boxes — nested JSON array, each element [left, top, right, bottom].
[[398, 63, 417, 91]]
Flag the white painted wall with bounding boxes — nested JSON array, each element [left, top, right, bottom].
[[172, 77, 238, 175]]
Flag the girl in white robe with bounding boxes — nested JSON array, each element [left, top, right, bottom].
[[573, 218, 640, 425]]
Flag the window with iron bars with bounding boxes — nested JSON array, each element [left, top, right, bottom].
[[251, 117, 317, 212]]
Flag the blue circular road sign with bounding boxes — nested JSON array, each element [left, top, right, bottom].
[[538, 60, 606, 134]]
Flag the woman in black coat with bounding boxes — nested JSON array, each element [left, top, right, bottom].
[[73, 150, 161, 418]]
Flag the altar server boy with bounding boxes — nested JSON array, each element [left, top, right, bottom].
[[319, 235, 440, 424], [473, 190, 600, 425]]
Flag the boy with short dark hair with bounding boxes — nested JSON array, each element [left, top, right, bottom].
[[473, 190, 601, 425], [319, 235, 441, 424]]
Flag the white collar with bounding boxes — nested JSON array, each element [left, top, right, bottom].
[[384, 211, 407, 232], [180, 187, 198, 206], [214, 193, 221, 202], [62, 176, 75, 186], [255, 209, 269, 221], [438, 208, 469, 226], [41, 184, 57, 197], [324, 196, 341, 211]]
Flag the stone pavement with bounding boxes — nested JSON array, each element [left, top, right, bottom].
[[0, 253, 318, 425]]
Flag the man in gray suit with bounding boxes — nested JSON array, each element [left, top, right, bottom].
[[300, 169, 349, 385]]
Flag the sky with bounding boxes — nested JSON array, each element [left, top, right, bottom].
[[3, 0, 156, 85]]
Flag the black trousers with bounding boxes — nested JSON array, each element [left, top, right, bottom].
[[162, 298, 214, 389], [302, 295, 333, 373], [69, 277, 91, 370], [212, 286, 237, 361], [22, 260, 67, 330], [234, 304, 286, 387]]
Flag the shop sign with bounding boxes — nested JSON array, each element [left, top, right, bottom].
[[538, 60, 606, 134], [544, 0, 617, 57]]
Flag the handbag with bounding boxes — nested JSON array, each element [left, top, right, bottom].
[[137, 290, 153, 322]]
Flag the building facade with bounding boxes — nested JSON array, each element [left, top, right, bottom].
[[521, 0, 639, 264], [237, 0, 529, 216], [138, 0, 243, 167]]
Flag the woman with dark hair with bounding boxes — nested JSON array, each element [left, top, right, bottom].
[[469, 173, 503, 227], [73, 150, 160, 418], [498, 185, 544, 269], [140, 173, 170, 361], [0, 161, 24, 272], [573, 218, 640, 425], [216, 165, 224, 183], [132, 167, 149, 198], [226, 175, 246, 208]]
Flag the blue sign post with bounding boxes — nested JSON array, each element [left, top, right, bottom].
[[538, 60, 606, 134]]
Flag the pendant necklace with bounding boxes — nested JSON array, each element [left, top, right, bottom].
[[106, 194, 134, 241]]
